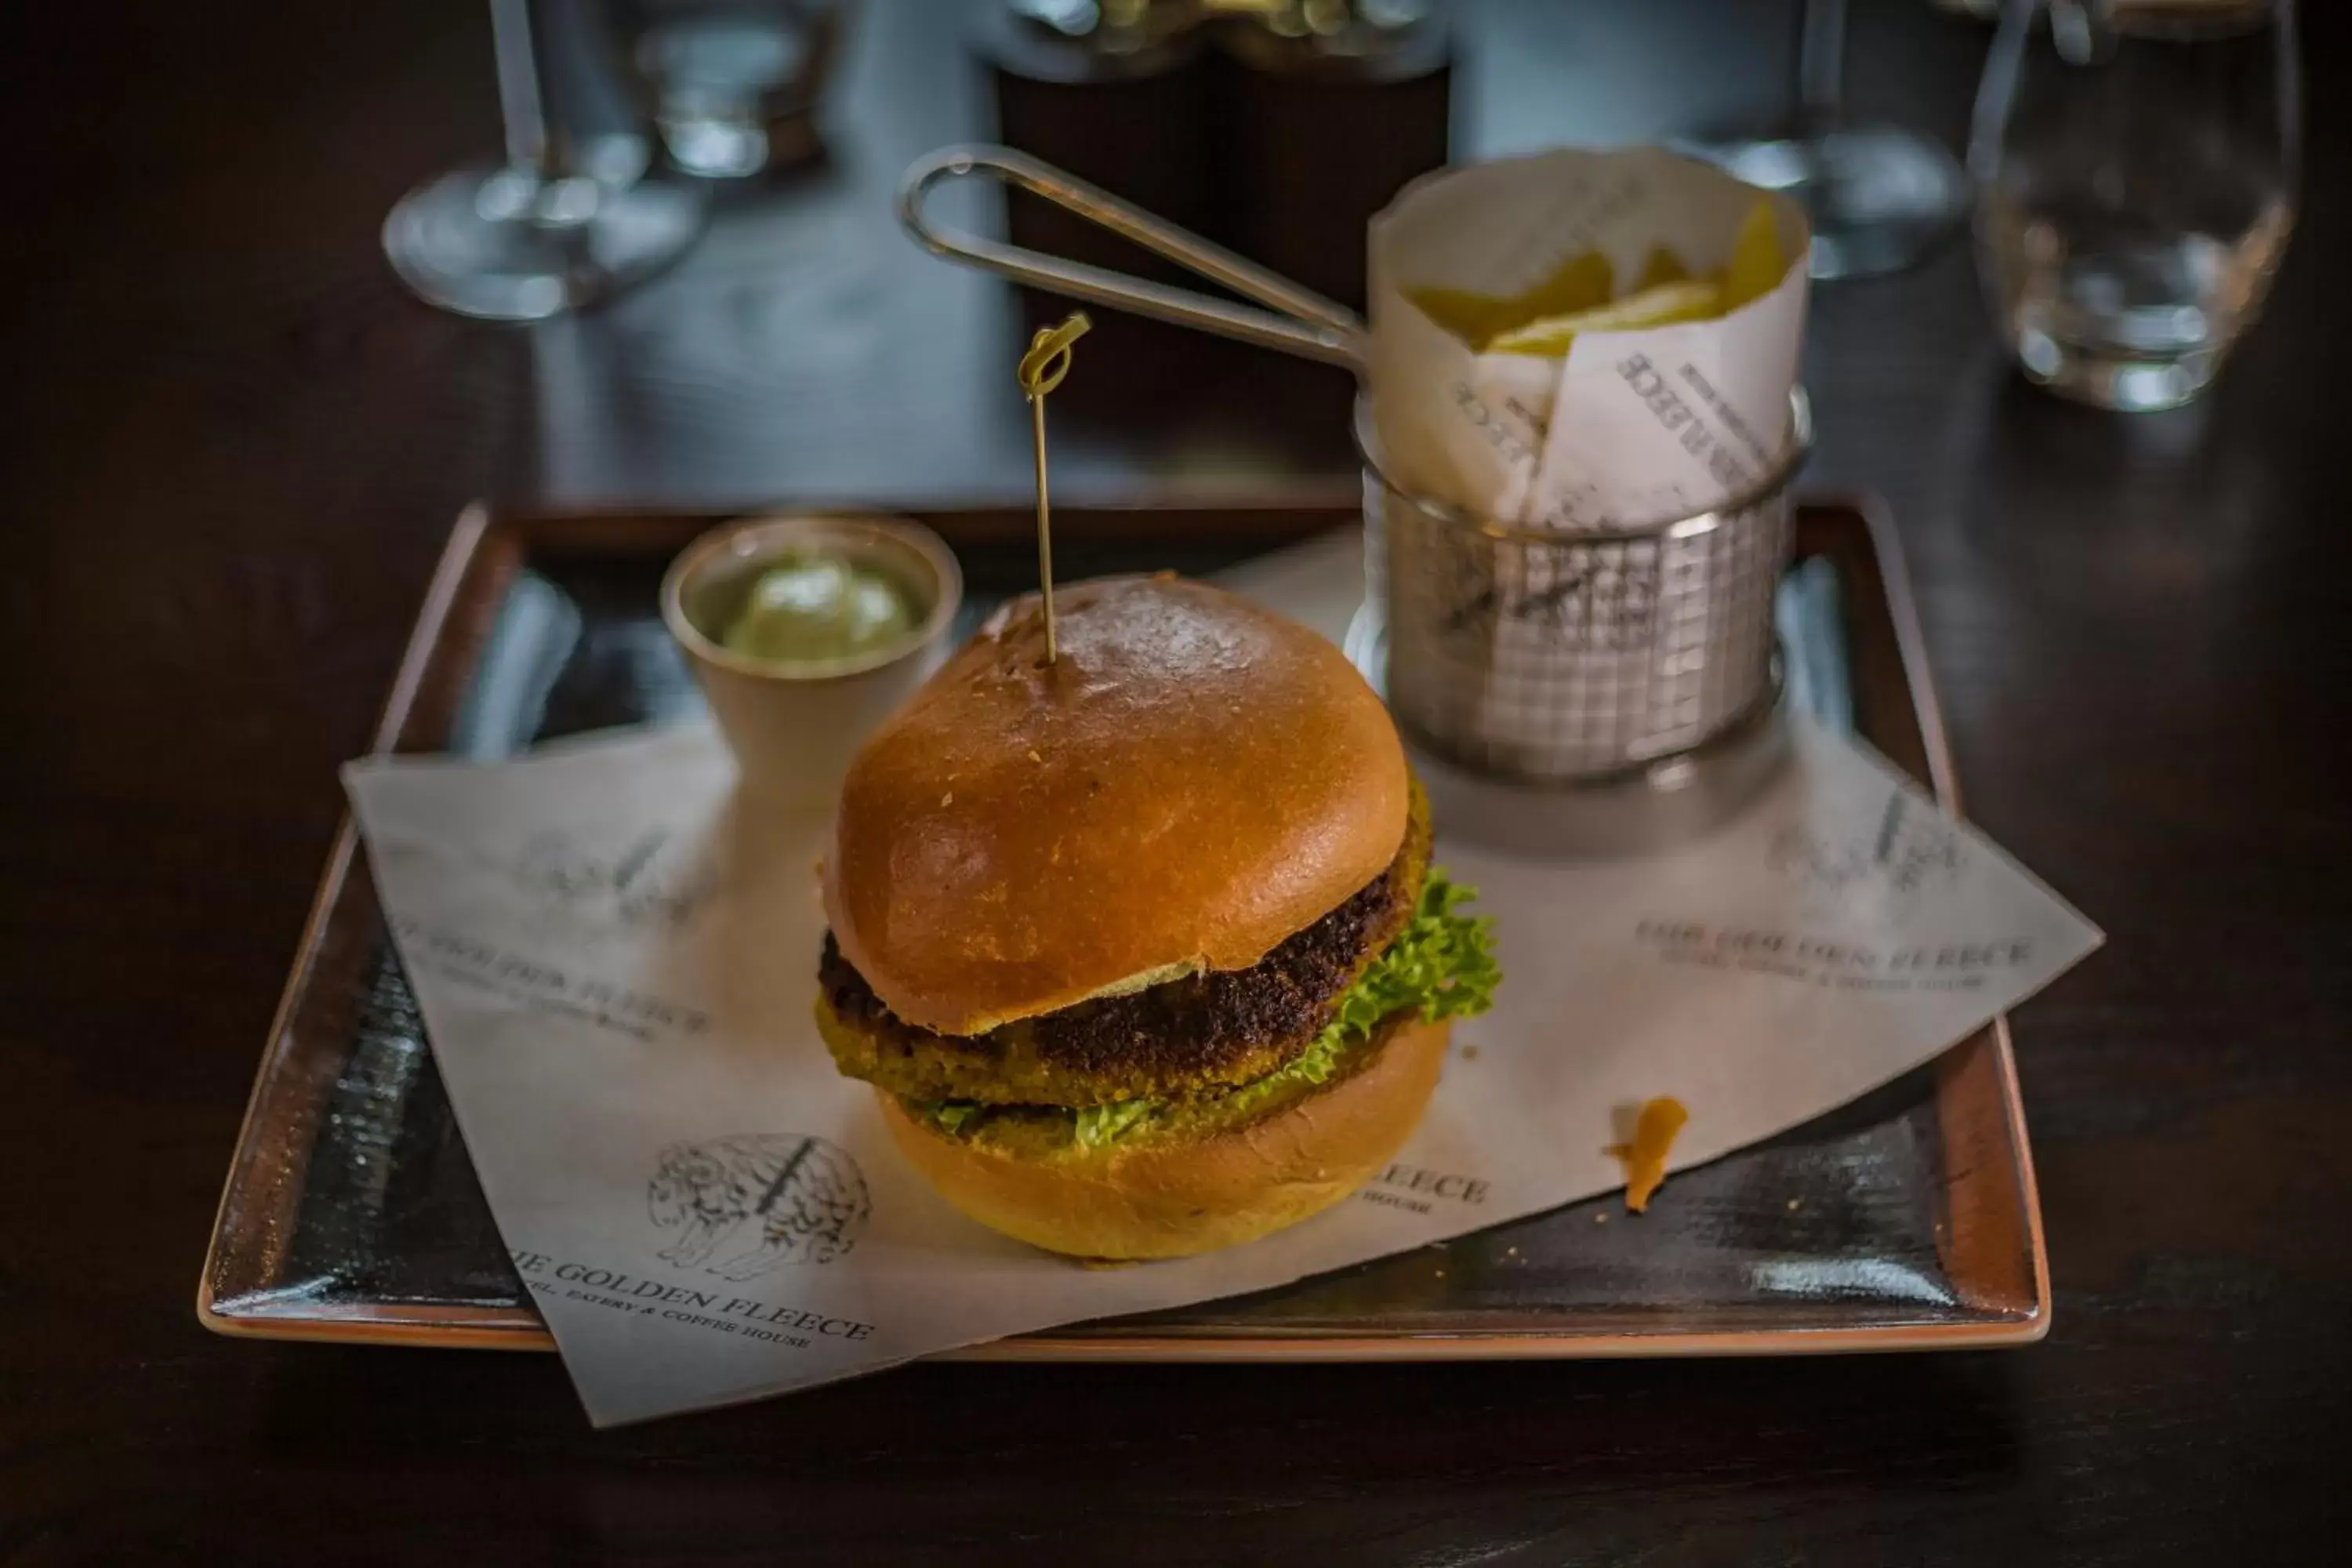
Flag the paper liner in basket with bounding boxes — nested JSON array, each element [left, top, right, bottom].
[[1369, 147, 1810, 531]]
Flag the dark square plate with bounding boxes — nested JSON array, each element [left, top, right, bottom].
[[199, 495, 2047, 1357]]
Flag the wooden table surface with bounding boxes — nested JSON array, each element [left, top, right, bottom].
[[5, 0, 2348, 1562]]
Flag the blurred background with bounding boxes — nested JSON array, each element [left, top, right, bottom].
[[17, 0, 2321, 514], [5, 0, 2328, 512]]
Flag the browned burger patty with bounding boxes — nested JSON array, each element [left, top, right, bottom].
[[817, 782, 1432, 1107]]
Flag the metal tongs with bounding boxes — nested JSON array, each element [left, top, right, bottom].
[[897, 144, 1370, 374]]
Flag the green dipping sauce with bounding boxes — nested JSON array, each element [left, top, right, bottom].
[[720, 555, 919, 665]]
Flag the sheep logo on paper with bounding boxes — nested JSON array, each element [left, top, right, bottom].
[[1770, 786, 1964, 923], [648, 1134, 871, 1279], [513, 827, 717, 935]]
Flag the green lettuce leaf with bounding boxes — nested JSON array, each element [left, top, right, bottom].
[[927, 1101, 984, 1134], [1073, 1098, 1154, 1145], [918, 870, 1501, 1148]]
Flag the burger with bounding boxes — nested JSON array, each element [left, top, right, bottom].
[[815, 574, 1498, 1260]]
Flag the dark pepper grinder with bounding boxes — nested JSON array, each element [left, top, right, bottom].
[[1210, 1, 1453, 314], [973, 2, 1223, 404], [1196, 2, 1451, 436]]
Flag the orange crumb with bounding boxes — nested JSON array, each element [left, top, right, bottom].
[[1606, 1097, 1690, 1214]]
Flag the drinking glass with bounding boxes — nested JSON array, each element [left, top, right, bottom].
[[1684, 0, 1969, 281], [385, 0, 710, 321], [621, 0, 851, 180], [1970, 0, 2299, 411]]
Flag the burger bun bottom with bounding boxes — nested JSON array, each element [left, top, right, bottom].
[[876, 1013, 1449, 1261]]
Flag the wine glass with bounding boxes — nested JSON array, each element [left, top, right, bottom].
[[1969, 0, 2299, 411], [1685, 0, 1968, 281], [385, 0, 710, 321]]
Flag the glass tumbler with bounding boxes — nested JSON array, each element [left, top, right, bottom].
[[1683, 0, 1968, 282], [1970, 0, 2299, 411], [621, 0, 851, 179]]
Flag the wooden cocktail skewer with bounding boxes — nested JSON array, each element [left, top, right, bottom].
[[1016, 311, 1091, 662]]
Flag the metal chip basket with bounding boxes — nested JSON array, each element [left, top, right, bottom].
[[1361, 394, 1805, 782], [901, 144, 1805, 803]]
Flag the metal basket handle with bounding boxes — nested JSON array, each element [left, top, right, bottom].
[[897, 144, 1369, 373]]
